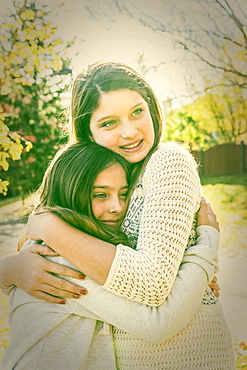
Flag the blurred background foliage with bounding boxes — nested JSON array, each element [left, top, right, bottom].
[[0, 0, 72, 198]]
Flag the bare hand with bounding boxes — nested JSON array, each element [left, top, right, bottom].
[[208, 275, 220, 298], [2, 242, 87, 304], [197, 197, 220, 232]]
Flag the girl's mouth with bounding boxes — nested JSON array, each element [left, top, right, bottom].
[[120, 139, 143, 150], [101, 220, 120, 226]]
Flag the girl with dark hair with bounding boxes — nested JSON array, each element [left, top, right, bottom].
[[1, 61, 235, 368], [2, 142, 131, 369], [35, 142, 131, 246]]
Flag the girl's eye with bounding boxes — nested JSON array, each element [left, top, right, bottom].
[[101, 120, 117, 128], [120, 191, 128, 199], [93, 193, 107, 199], [132, 108, 143, 117]]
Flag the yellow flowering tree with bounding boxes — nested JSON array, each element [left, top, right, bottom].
[[0, 108, 32, 195], [0, 0, 73, 197]]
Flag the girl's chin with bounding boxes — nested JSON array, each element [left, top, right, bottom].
[[121, 149, 149, 163]]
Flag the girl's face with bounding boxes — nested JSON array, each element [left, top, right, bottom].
[[92, 163, 128, 226], [90, 89, 155, 163]]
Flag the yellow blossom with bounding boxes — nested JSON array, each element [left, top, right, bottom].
[[0, 152, 10, 171], [51, 39, 63, 46], [8, 142, 23, 160], [13, 77, 23, 84], [13, 71, 21, 78], [25, 141, 33, 152], [0, 122, 9, 132], [1, 85, 12, 95], [20, 10, 35, 21], [0, 179, 9, 195], [8, 131, 21, 143], [0, 137, 11, 151]]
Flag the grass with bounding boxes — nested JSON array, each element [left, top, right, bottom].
[[202, 177, 247, 258], [201, 176, 247, 368], [201, 174, 247, 186], [0, 174, 247, 367]]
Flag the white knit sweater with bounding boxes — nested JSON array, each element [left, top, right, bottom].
[[101, 143, 235, 368], [3, 143, 235, 369], [104, 142, 203, 306]]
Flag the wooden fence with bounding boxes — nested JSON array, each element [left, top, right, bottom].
[[191, 142, 247, 177]]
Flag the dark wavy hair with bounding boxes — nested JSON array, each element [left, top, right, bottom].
[[70, 61, 163, 181], [35, 142, 131, 245]]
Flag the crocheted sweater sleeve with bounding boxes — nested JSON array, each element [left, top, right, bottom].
[[103, 143, 201, 306], [64, 226, 220, 344]]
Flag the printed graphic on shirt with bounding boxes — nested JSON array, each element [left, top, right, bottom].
[[122, 182, 144, 248]]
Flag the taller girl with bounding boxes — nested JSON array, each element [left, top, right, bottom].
[[2, 61, 235, 368]]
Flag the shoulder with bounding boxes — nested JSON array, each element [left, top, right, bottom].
[[146, 142, 198, 171]]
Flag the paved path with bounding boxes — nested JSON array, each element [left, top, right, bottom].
[[217, 251, 247, 342], [0, 201, 247, 345]]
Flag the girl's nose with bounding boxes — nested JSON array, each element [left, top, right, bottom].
[[121, 121, 138, 139], [109, 197, 123, 214]]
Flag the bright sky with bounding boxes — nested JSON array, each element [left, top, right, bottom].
[[2, 0, 243, 107], [53, 2, 193, 105], [1, 0, 201, 107]]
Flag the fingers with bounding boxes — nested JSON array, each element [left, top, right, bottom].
[[42, 258, 86, 281], [20, 246, 87, 300], [208, 275, 220, 298], [208, 275, 219, 289], [208, 283, 220, 298], [212, 289, 220, 298], [33, 291, 67, 305], [25, 274, 88, 303], [198, 197, 220, 232], [43, 273, 87, 296], [212, 275, 217, 283], [32, 289, 85, 305], [29, 243, 58, 256], [24, 281, 87, 303], [200, 196, 211, 210], [208, 282, 219, 291], [37, 281, 88, 300], [31, 257, 87, 294]]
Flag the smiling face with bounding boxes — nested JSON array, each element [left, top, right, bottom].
[[90, 89, 155, 163], [92, 163, 129, 226]]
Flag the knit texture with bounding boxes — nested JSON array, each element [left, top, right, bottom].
[[113, 303, 235, 369], [103, 142, 235, 369], [104, 142, 202, 305]]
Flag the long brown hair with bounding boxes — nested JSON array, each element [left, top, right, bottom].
[[70, 61, 164, 182], [35, 142, 131, 245]]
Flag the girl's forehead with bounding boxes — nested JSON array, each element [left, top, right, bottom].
[[97, 89, 145, 107], [93, 163, 128, 186], [91, 90, 147, 123]]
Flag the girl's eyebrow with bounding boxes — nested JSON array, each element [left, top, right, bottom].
[[93, 185, 129, 189], [97, 102, 144, 123], [97, 116, 113, 123]]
